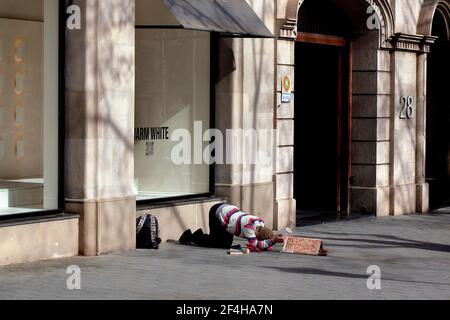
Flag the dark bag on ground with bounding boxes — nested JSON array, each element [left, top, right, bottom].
[[136, 214, 162, 249]]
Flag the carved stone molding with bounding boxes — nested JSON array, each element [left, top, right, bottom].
[[279, 18, 297, 40], [388, 33, 438, 53]]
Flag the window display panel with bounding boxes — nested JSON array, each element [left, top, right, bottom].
[[0, 0, 59, 216], [135, 29, 211, 201]]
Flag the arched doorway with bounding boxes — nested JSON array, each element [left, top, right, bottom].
[[294, 0, 352, 221], [294, 0, 393, 224], [426, 4, 450, 209]]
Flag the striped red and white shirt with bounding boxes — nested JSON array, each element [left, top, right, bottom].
[[216, 204, 273, 252]]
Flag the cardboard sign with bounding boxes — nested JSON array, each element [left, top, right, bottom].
[[282, 237, 323, 256]]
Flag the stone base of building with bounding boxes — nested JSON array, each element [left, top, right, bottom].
[[351, 186, 390, 217], [137, 199, 224, 242], [215, 182, 275, 229], [0, 214, 79, 266], [390, 184, 417, 216], [274, 198, 296, 230], [416, 183, 430, 213], [65, 197, 136, 256]]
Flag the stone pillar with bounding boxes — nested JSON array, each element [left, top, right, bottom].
[[388, 34, 425, 216], [274, 31, 296, 230], [416, 52, 430, 213], [350, 32, 391, 217], [64, 0, 136, 255], [215, 0, 276, 228]]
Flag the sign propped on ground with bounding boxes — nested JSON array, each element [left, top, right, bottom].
[[282, 237, 328, 256]]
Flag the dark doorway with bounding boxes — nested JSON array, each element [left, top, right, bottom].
[[294, 0, 352, 224], [294, 41, 350, 221], [426, 10, 450, 209]]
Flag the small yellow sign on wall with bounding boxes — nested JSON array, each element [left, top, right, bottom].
[[281, 75, 292, 103]]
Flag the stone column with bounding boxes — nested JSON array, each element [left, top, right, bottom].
[[388, 34, 428, 216], [416, 52, 430, 213], [273, 19, 296, 230], [215, 0, 277, 228], [64, 0, 136, 255], [350, 32, 391, 217]]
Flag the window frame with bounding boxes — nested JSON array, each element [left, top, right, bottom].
[[0, 1, 65, 221]]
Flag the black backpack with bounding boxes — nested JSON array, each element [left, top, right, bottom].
[[136, 214, 162, 249]]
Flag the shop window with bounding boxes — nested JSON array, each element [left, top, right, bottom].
[[135, 29, 212, 201], [0, 0, 60, 216]]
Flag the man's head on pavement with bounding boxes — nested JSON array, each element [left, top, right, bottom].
[[256, 227, 273, 241]]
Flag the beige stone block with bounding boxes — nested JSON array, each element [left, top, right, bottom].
[[65, 39, 90, 92], [395, 1, 422, 35], [276, 93, 295, 119], [353, 95, 377, 118], [352, 118, 390, 141], [353, 94, 390, 118], [97, 198, 136, 254], [353, 71, 390, 95], [243, 70, 274, 98], [378, 50, 391, 72], [350, 186, 389, 217], [277, 146, 294, 173], [241, 182, 274, 229], [277, 119, 294, 146], [274, 198, 296, 230], [377, 141, 390, 164], [215, 93, 242, 129], [393, 160, 416, 186], [98, 0, 135, 46], [65, 90, 98, 139], [276, 173, 294, 200], [144, 205, 197, 243], [416, 183, 429, 213], [393, 52, 417, 94], [97, 44, 135, 92], [64, 138, 87, 200], [243, 41, 274, 85], [215, 182, 274, 228], [65, 201, 96, 256], [277, 40, 295, 65], [66, 198, 136, 256], [215, 184, 242, 206], [0, 217, 79, 266], [351, 187, 376, 214], [137, 200, 225, 242], [216, 41, 244, 94], [352, 164, 390, 188], [243, 91, 274, 114], [390, 184, 417, 216], [352, 141, 389, 164], [352, 31, 379, 71], [353, 72, 376, 95], [99, 90, 134, 117]]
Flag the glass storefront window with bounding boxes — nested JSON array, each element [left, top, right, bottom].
[[0, 0, 59, 216], [135, 29, 211, 201]]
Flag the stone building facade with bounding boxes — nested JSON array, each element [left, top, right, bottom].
[[0, 0, 448, 265]]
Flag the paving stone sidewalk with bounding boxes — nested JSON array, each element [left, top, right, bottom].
[[1, 209, 449, 300]]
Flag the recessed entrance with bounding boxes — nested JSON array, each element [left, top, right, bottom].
[[426, 7, 450, 209], [294, 0, 351, 222]]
